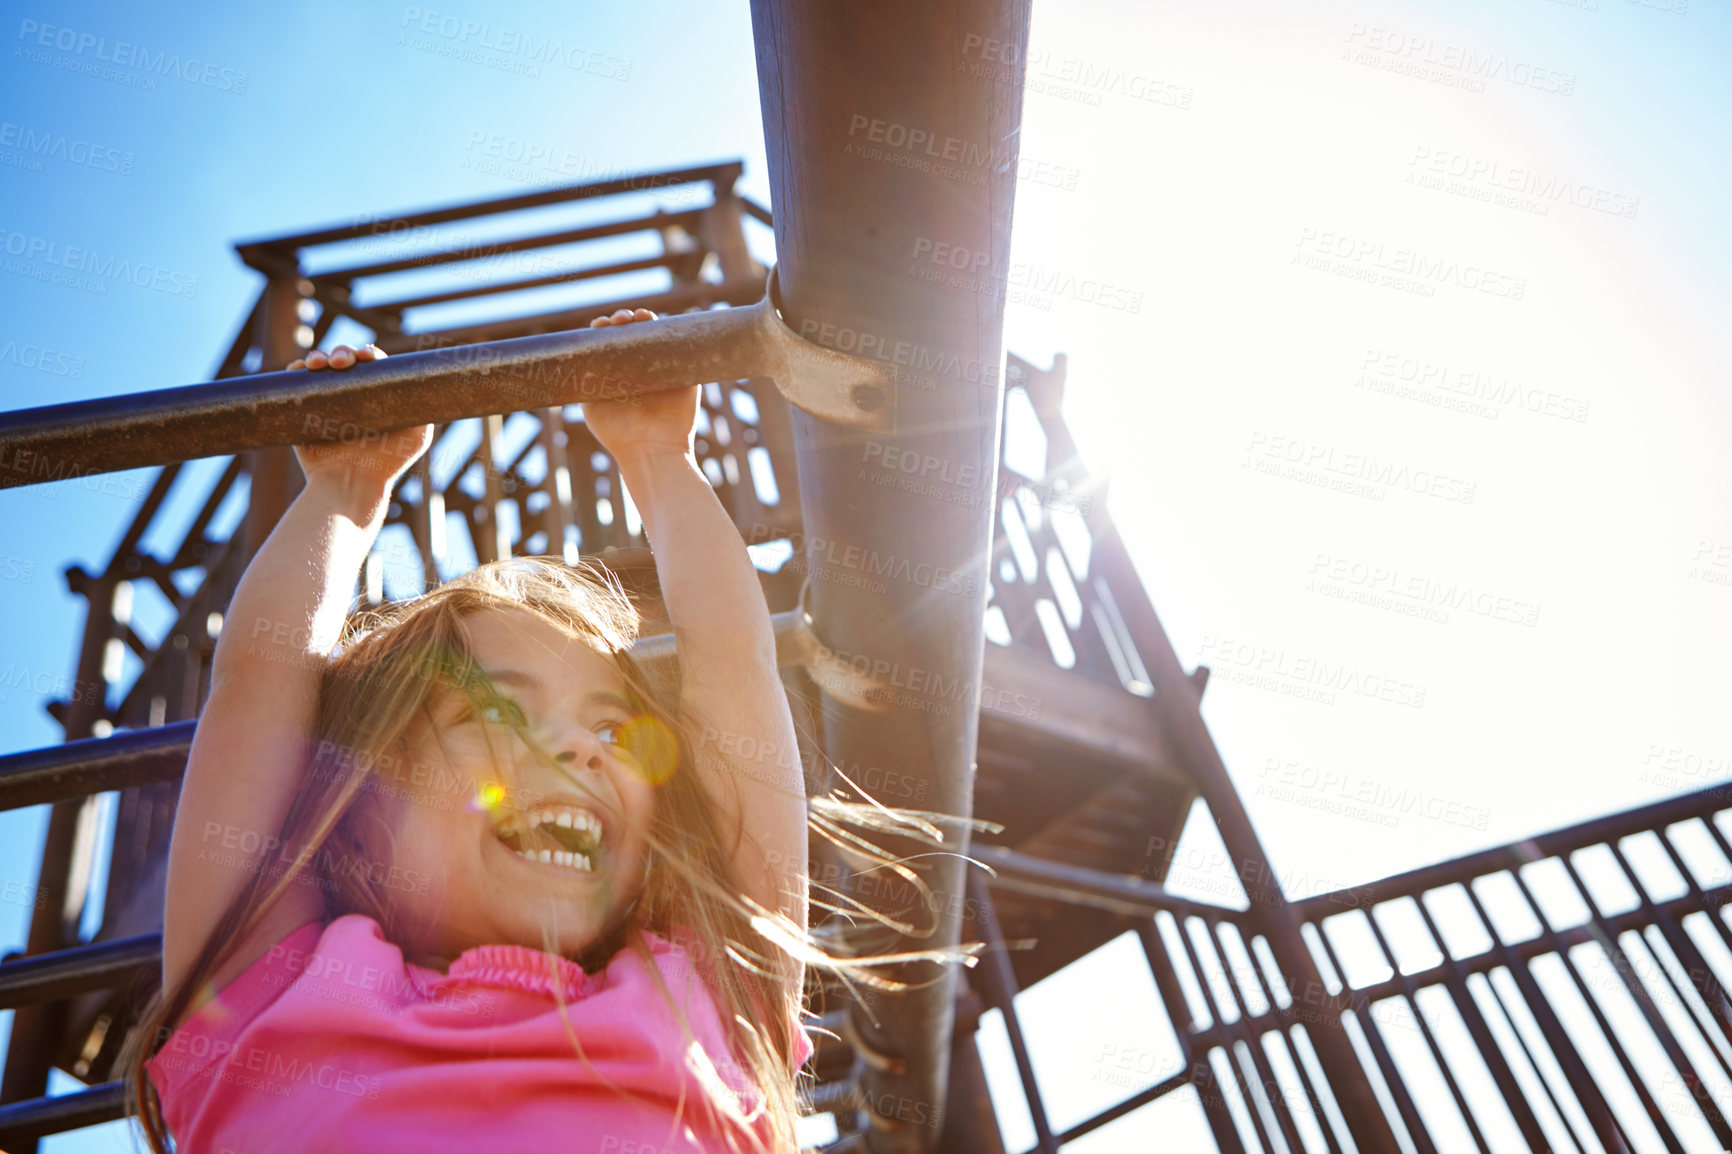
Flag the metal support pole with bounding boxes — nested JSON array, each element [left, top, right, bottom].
[[748, 3, 1031, 1150]]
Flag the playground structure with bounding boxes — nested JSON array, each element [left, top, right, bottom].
[[7, 5, 1732, 1153]]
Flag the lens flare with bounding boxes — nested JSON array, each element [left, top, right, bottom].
[[619, 715, 679, 785], [470, 781, 507, 813]]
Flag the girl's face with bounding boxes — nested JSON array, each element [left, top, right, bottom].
[[364, 606, 659, 969]]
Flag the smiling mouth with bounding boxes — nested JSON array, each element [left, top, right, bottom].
[[493, 805, 603, 874]]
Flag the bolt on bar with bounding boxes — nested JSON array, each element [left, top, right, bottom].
[[0, 273, 898, 491]]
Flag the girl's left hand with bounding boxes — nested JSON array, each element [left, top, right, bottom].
[[580, 308, 699, 461]]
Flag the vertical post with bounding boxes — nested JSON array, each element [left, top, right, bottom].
[[748, 6, 1032, 1150], [243, 274, 309, 561], [0, 572, 119, 1152], [698, 163, 757, 284], [1150, 668, 1406, 1143], [541, 412, 578, 564]]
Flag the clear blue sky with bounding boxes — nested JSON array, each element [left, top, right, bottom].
[[2, 0, 1728, 1151]]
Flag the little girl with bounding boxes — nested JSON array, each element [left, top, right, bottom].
[[119, 309, 822, 1153]]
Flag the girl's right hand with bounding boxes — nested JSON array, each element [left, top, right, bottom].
[[287, 344, 434, 493]]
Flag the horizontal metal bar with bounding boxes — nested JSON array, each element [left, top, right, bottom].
[[0, 271, 897, 490], [0, 935, 160, 1010], [370, 253, 678, 311], [970, 844, 1250, 925], [372, 276, 764, 352], [0, 1081, 124, 1145], [1298, 781, 1732, 916], [235, 162, 740, 255], [312, 210, 701, 281], [0, 722, 194, 812]]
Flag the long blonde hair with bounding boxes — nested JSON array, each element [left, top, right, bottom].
[[117, 556, 967, 1153]]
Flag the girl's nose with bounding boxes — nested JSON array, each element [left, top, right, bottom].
[[547, 724, 608, 772]]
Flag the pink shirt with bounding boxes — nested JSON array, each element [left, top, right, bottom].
[[146, 914, 811, 1154]]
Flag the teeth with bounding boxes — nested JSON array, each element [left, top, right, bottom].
[[512, 845, 592, 873], [526, 807, 600, 835]]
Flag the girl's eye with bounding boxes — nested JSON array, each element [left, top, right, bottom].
[[474, 697, 526, 727], [595, 720, 624, 746]]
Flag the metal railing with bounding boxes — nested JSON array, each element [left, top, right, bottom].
[[955, 783, 1732, 1154]]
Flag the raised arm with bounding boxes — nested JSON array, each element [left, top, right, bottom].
[[161, 345, 430, 1000], [582, 311, 808, 936]]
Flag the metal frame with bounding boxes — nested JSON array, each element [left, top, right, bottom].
[[3, 143, 1707, 1154]]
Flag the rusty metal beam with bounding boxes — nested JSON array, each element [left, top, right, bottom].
[[234, 162, 740, 259], [748, 3, 1030, 1149], [0, 279, 900, 491]]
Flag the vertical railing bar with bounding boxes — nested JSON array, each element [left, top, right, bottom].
[[1504, 862, 1692, 1154], [1638, 919, 1732, 1081], [1137, 920, 1247, 1153], [406, 451, 438, 588], [540, 408, 576, 563], [1271, 1027, 1346, 1154], [1205, 921, 1320, 1154], [1308, 917, 1439, 1154], [1459, 877, 1634, 1154], [1568, 847, 1732, 1144], [481, 413, 509, 563], [1624, 827, 1732, 981], [1232, 1039, 1298, 1154], [1584, 838, 1732, 1070], [1408, 893, 1558, 1154], [1220, 924, 1346, 1154], [967, 875, 1059, 1154], [1691, 813, 1732, 897], [1355, 912, 1495, 1154], [1473, 970, 1591, 1154], [1640, 825, 1732, 1011], [1174, 916, 1282, 1154]]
